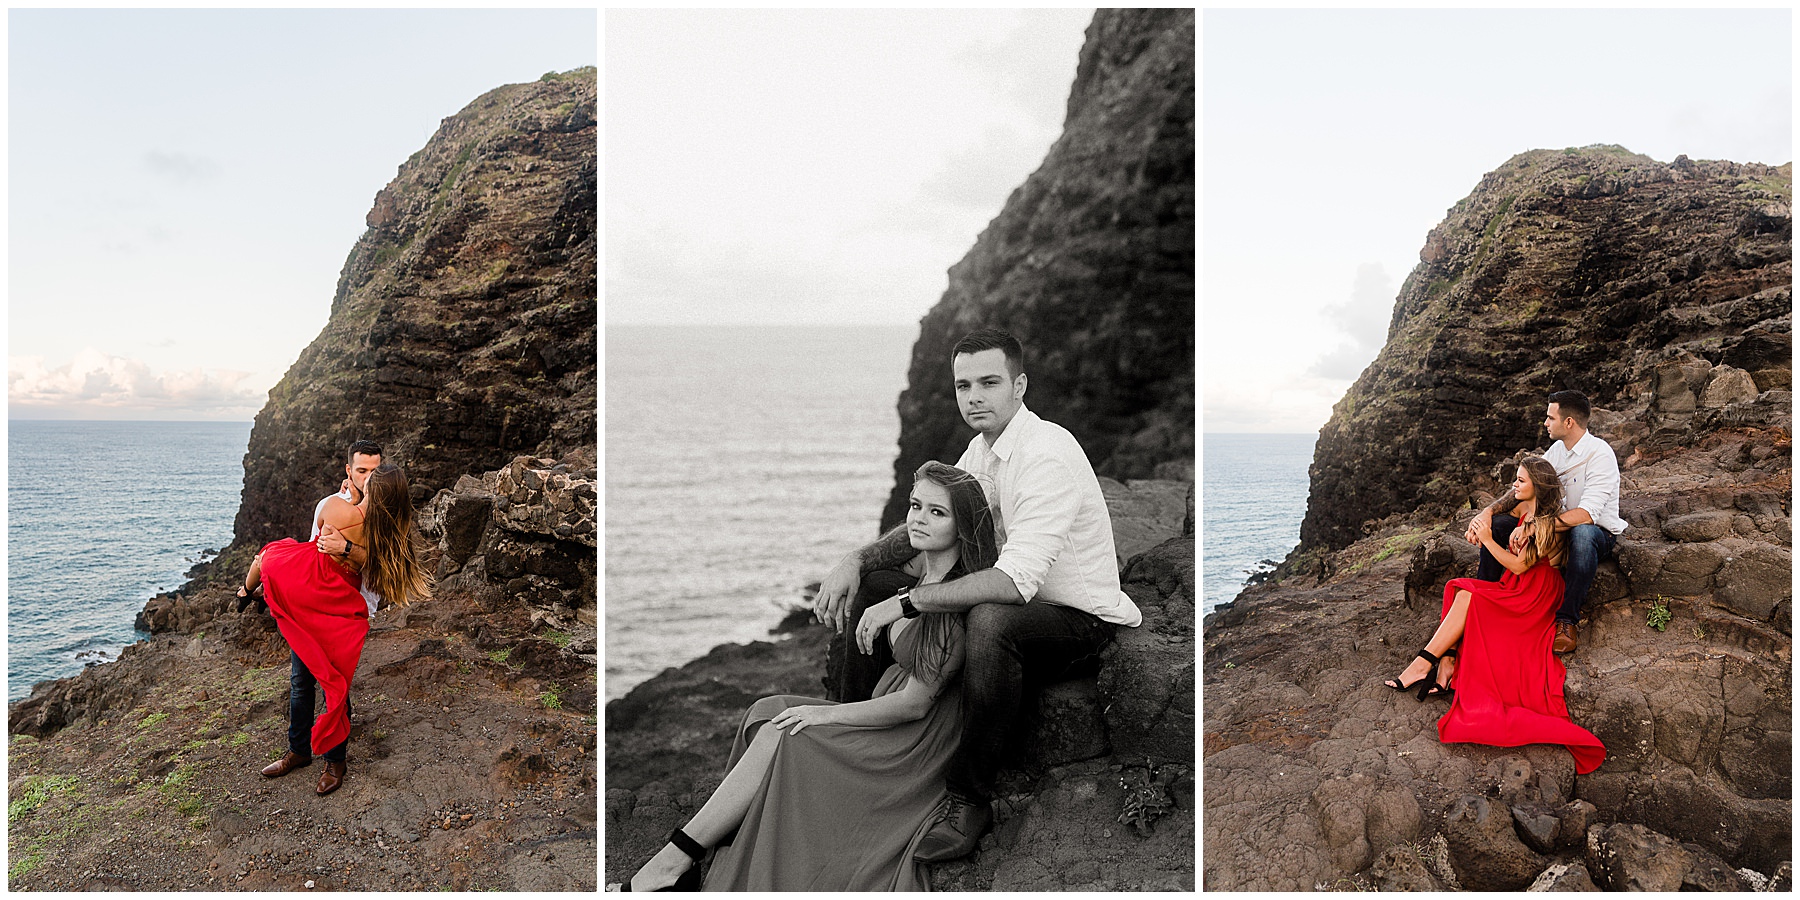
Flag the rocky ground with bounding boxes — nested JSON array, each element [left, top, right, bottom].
[[1205, 405, 1790, 890], [605, 478, 1195, 891], [10, 454, 598, 891], [9, 587, 596, 891]]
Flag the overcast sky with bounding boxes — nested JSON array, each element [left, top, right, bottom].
[[1204, 8, 1793, 434], [606, 8, 1094, 326], [8, 8, 595, 421]]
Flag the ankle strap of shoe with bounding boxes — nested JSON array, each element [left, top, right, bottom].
[[669, 827, 705, 861]]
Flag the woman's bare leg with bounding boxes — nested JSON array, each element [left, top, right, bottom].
[[1392, 590, 1472, 686], [628, 723, 781, 890], [245, 553, 264, 592]]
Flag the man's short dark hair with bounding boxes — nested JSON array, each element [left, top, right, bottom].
[[951, 328, 1026, 379], [347, 440, 384, 464], [1547, 391, 1591, 427]]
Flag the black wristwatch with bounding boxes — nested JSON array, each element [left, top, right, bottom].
[[896, 588, 920, 619]]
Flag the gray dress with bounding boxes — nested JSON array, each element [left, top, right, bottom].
[[702, 615, 964, 891]]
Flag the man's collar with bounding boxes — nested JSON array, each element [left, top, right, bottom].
[[983, 405, 1036, 461], [1563, 427, 1590, 453]]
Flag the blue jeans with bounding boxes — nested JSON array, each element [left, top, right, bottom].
[[948, 601, 1115, 802], [1477, 515, 1617, 625], [289, 651, 349, 762]]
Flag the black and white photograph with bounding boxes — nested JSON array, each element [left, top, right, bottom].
[[1202, 8, 1792, 891], [604, 8, 1194, 891]]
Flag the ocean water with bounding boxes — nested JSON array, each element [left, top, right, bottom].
[[605, 325, 917, 701], [1202, 433, 1316, 616], [9, 420, 251, 701]]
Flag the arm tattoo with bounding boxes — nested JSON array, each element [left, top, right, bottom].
[[1486, 487, 1520, 515], [857, 525, 916, 574]]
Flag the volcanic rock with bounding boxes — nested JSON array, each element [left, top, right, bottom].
[[1204, 147, 1790, 891], [878, 7, 1193, 532]]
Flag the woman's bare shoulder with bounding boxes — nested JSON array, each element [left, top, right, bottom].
[[321, 496, 365, 530]]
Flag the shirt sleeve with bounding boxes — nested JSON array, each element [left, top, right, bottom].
[[1575, 443, 1620, 527], [992, 452, 1079, 602]]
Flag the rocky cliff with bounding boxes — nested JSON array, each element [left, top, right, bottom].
[[1204, 149, 1791, 890], [229, 68, 596, 563], [879, 7, 1194, 531], [1299, 146, 1790, 557], [8, 70, 597, 892]]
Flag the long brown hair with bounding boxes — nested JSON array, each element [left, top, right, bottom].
[[360, 464, 431, 608], [908, 461, 999, 686], [1517, 456, 1566, 569]]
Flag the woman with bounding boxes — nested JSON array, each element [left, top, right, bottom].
[[1383, 456, 1606, 774], [613, 461, 999, 891], [242, 463, 431, 794]]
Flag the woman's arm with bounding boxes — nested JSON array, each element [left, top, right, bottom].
[[1481, 524, 1535, 575], [772, 633, 961, 732], [771, 676, 938, 732]]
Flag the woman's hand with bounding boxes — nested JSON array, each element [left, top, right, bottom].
[[855, 597, 904, 656], [770, 704, 837, 734]]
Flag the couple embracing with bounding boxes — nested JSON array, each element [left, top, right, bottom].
[[614, 329, 1143, 891], [1385, 390, 1625, 775], [239, 439, 431, 795]]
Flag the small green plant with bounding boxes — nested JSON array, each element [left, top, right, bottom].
[[137, 711, 169, 731], [228, 732, 250, 747], [543, 629, 572, 649], [488, 648, 512, 665], [9, 845, 44, 879], [9, 775, 79, 822], [540, 686, 563, 710], [1647, 596, 1672, 631], [1223, 662, 1236, 669], [1117, 760, 1178, 837]]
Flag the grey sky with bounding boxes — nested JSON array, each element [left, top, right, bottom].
[[605, 8, 1094, 326], [9, 8, 595, 420], [1204, 8, 1792, 433]]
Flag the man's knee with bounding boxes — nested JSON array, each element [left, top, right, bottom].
[[852, 569, 915, 614], [1566, 525, 1610, 560]]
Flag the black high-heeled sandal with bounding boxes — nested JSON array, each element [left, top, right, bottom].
[[235, 583, 265, 614], [1422, 646, 1457, 701], [609, 827, 706, 891], [1383, 648, 1441, 701]]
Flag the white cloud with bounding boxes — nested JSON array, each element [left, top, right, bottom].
[[143, 150, 220, 184], [1308, 263, 1395, 380], [9, 349, 266, 419]]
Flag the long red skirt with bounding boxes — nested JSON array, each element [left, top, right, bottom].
[[260, 538, 369, 756], [1437, 563, 1606, 774]]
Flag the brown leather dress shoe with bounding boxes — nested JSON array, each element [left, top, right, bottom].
[[1553, 622, 1579, 654], [261, 751, 312, 778], [912, 795, 992, 862], [316, 760, 347, 796]]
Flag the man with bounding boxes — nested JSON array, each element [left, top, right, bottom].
[[1464, 391, 1626, 653], [815, 328, 1142, 862], [258, 439, 384, 796]]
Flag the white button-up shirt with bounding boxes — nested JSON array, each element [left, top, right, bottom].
[[1543, 430, 1627, 535], [953, 407, 1142, 627]]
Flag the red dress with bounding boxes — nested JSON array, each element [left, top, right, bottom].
[[1437, 563, 1606, 774], [259, 538, 370, 756]]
